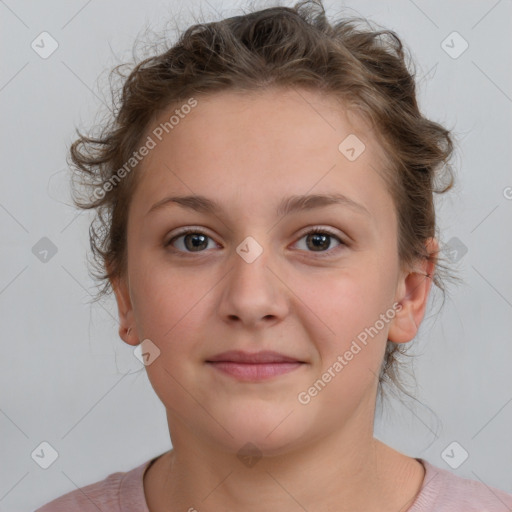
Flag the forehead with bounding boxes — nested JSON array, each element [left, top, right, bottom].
[[130, 87, 394, 224]]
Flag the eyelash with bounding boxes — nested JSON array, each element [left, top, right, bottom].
[[165, 226, 346, 259]]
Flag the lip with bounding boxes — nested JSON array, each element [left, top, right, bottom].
[[206, 350, 303, 364], [206, 350, 306, 381]]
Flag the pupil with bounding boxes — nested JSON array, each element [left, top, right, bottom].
[[185, 233, 207, 251], [309, 233, 329, 251]]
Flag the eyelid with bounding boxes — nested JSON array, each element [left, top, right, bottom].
[[295, 225, 345, 242]]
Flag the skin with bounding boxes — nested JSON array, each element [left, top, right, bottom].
[[110, 87, 437, 512]]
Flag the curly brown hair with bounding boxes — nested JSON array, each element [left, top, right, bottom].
[[68, 0, 456, 400]]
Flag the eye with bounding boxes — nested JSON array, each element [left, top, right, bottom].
[[165, 228, 218, 254], [293, 227, 345, 257], [165, 226, 346, 257]]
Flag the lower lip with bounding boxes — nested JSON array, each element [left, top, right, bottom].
[[207, 361, 303, 381]]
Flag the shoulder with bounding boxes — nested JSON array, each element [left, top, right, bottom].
[[34, 457, 156, 512], [409, 458, 512, 511]]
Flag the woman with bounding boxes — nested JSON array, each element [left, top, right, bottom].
[[36, 1, 512, 510]]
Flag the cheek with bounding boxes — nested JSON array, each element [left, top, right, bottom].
[[300, 263, 390, 334], [297, 271, 393, 412], [131, 270, 208, 401], [130, 262, 205, 345], [294, 263, 395, 384]]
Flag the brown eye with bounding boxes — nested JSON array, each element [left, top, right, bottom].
[[306, 232, 331, 251], [167, 230, 215, 253], [294, 228, 345, 257]]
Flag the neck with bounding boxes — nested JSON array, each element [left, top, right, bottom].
[[145, 416, 424, 512]]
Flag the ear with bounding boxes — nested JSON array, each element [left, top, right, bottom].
[[109, 270, 139, 347], [388, 237, 438, 344]]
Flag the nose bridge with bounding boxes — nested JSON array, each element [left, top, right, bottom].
[[218, 233, 288, 327]]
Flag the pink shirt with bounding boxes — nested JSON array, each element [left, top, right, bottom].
[[35, 456, 512, 511]]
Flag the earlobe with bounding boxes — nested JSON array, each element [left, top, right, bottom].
[[388, 238, 438, 344], [110, 273, 139, 347]]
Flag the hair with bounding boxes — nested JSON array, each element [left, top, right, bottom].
[[68, 0, 456, 402]]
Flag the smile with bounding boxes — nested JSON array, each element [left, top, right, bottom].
[[205, 350, 306, 382]]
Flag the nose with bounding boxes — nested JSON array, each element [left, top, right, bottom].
[[217, 237, 289, 329]]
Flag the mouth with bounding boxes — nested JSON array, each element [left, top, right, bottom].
[[205, 350, 306, 381]]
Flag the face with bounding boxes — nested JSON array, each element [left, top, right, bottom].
[[111, 87, 434, 456]]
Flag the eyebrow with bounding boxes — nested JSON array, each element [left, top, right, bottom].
[[146, 192, 371, 218]]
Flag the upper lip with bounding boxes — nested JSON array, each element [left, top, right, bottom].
[[206, 350, 304, 364]]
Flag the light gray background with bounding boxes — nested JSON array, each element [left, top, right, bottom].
[[1, 0, 511, 510]]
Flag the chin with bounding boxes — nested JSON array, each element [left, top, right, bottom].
[[207, 405, 314, 457]]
